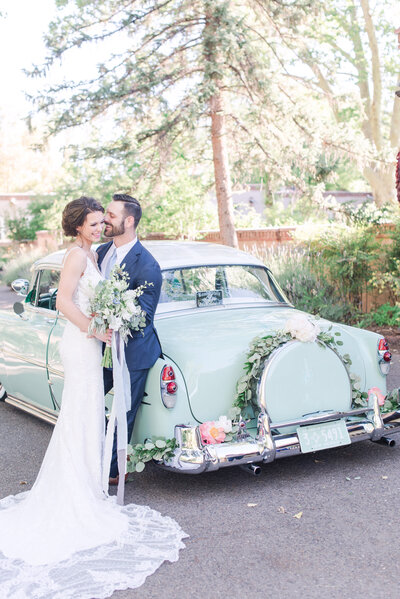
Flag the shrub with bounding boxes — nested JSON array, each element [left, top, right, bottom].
[[357, 303, 400, 328], [6, 197, 54, 242], [295, 223, 381, 310], [0, 249, 44, 286], [253, 244, 357, 324]]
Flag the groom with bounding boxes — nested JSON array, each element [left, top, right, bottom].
[[97, 193, 162, 484]]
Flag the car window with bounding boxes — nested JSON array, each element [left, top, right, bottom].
[[34, 269, 60, 311], [159, 265, 286, 304]]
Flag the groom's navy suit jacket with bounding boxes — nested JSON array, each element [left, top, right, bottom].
[[96, 240, 163, 371]]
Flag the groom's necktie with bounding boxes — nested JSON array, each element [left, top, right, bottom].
[[104, 246, 118, 279]]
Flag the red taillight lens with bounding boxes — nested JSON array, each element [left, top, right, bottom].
[[166, 381, 177, 394], [383, 351, 392, 362], [161, 366, 175, 381], [378, 338, 389, 351]]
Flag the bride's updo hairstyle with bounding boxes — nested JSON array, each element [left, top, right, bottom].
[[62, 196, 104, 237]]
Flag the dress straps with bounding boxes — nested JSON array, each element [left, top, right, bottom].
[[61, 246, 85, 267]]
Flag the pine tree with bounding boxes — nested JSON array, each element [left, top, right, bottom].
[[30, 0, 310, 246]]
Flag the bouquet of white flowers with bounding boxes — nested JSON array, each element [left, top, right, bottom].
[[88, 264, 149, 367]]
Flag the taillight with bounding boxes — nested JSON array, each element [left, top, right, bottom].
[[166, 381, 177, 394], [162, 366, 175, 381], [378, 338, 391, 375], [383, 351, 392, 362], [161, 365, 178, 408], [378, 339, 389, 351]]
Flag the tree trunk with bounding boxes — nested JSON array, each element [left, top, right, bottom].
[[209, 90, 238, 247], [204, 1, 238, 248], [363, 163, 395, 206]]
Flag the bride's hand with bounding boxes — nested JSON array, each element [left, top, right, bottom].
[[92, 329, 112, 344]]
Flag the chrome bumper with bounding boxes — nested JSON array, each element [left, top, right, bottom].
[[161, 397, 400, 474]]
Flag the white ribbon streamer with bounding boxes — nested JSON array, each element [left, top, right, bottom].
[[102, 331, 131, 505]]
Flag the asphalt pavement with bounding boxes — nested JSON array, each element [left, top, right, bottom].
[[1, 285, 400, 599]]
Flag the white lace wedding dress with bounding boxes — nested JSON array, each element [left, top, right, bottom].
[[0, 252, 187, 599]]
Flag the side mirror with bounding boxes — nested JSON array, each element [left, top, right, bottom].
[[11, 279, 29, 296], [13, 302, 27, 320]]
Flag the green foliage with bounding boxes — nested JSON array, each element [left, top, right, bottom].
[[384, 389, 400, 413], [333, 202, 395, 228], [255, 245, 358, 324], [126, 438, 178, 473], [139, 156, 217, 238], [357, 304, 400, 328], [6, 215, 37, 242], [297, 224, 380, 309], [6, 197, 53, 242]]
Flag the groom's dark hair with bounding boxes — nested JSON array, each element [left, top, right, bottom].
[[113, 193, 142, 228]]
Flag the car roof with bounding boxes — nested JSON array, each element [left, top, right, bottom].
[[33, 240, 266, 270]]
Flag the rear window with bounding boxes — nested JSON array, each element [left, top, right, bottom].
[[159, 265, 286, 305]]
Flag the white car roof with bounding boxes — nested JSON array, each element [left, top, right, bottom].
[[34, 240, 266, 270]]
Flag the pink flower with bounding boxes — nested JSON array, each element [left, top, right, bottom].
[[199, 421, 226, 445], [368, 387, 386, 407]]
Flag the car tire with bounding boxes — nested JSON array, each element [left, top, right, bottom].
[[0, 383, 6, 401]]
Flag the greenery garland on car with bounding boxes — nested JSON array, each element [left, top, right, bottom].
[[126, 314, 399, 472], [233, 314, 398, 415], [126, 438, 178, 473]]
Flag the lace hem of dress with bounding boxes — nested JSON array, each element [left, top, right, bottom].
[[0, 499, 188, 599]]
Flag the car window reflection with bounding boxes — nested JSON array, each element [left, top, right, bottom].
[[33, 269, 60, 311], [160, 265, 286, 304]]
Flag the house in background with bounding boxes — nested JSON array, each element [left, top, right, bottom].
[[210, 185, 374, 217]]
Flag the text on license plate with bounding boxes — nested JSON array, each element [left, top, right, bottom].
[[297, 419, 351, 453]]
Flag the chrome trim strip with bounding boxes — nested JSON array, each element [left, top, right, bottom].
[[270, 408, 373, 430], [47, 365, 64, 377], [3, 350, 45, 369], [5, 395, 57, 425]]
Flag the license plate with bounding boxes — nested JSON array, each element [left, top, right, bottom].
[[297, 419, 350, 453]]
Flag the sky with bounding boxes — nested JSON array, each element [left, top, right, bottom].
[[0, 0, 56, 119]]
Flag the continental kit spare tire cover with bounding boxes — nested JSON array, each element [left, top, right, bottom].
[[258, 340, 352, 427]]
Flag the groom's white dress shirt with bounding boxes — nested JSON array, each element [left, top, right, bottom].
[[100, 237, 137, 277]]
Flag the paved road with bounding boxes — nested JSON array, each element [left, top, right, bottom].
[[1, 286, 400, 599]]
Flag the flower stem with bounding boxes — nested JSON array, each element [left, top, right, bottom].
[[102, 346, 113, 368]]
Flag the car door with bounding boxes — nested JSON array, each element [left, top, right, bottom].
[[4, 267, 60, 413], [46, 313, 66, 412]]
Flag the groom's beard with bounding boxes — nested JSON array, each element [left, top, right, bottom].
[[103, 221, 125, 238]]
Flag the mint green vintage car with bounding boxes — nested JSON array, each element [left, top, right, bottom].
[[1, 241, 399, 475]]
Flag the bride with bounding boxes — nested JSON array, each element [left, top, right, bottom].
[[0, 197, 186, 599]]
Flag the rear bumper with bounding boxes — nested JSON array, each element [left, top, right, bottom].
[[160, 397, 400, 474]]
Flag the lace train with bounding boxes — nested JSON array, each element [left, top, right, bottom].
[[0, 495, 187, 599]]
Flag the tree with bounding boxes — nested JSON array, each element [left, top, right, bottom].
[[30, 0, 312, 245], [281, 0, 400, 205], [7, 196, 53, 241]]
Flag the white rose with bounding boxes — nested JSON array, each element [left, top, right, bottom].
[[284, 314, 320, 343], [109, 316, 122, 330], [121, 309, 132, 321], [215, 415, 232, 433]]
